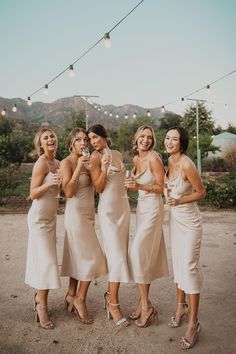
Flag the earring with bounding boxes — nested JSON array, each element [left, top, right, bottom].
[[39, 146, 44, 155]]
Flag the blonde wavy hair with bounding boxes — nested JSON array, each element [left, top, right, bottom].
[[132, 125, 156, 155], [34, 127, 58, 156]]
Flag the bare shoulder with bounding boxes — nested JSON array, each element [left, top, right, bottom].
[[113, 150, 123, 160], [150, 150, 163, 164], [90, 150, 101, 161], [33, 156, 48, 173], [60, 157, 71, 169], [182, 155, 197, 172]]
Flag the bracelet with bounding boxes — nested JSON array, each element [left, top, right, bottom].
[[71, 178, 79, 184]]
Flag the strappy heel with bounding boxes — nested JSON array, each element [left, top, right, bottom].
[[64, 293, 75, 313], [134, 306, 158, 328], [70, 298, 93, 325], [35, 304, 54, 329], [168, 302, 188, 328], [106, 301, 129, 327], [177, 321, 201, 350], [103, 291, 110, 309], [129, 300, 141, 320]]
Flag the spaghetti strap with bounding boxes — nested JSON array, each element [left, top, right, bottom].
[[40, 155, 51, 173]]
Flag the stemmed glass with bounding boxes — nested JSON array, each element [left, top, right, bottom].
[[54, 169, 62, 198], [124, 169, 132, 198], [164, 182, 172, 205], [82, 147, 91, 170]]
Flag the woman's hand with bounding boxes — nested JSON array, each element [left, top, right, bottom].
[[166, 197, 180, 206], [101, 154, 110, 171], [124, 178, 136, 189]]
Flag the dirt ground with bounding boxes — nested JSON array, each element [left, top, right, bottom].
[[0, 208, 236, 354]]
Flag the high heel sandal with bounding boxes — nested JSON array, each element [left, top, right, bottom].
[[106, 301, 129, 327], [64, 293, 75, 313], [33, 294, 54, 329], [177, 321, 201, 350], [70, 298, 93, 325], [134, 306, 158, 328], [129, 300, 141, 320], [103, 291, 110, 310], [168, 302, 188, 328]]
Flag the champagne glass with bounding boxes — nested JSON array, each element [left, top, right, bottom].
[[124, 169, 132, 198], [54, 169, 62, 198], [82, 147, 91, 170], [164, 182, 171, 204]]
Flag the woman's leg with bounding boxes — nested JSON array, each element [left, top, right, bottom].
[[73, 281, 93, 323], [35, 289, 53, 328], [65, 277, 78, 310], [183, 293, 200, 340], [135, 283, 155, 326], [107, 281, 129, 326]]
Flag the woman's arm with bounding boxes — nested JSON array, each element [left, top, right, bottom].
[[60, 157, 84, 198], [89, 151, 109, 193], [168, 158, 206, 206], [30, 158, 58, 200]]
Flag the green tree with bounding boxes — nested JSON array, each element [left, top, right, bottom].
[[226, 123, 236, 134], [159, 112, 182, 130], [0, 117, 14, 140], [181, 102, 215, 136]]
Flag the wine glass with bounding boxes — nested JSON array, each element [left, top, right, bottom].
[[82, 148, 91, 170], [54, 169, 62, 198], [124, 169, 132, 198], [164, 182, 172, 204]]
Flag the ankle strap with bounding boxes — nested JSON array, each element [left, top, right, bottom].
[[108, 301, 119, 307], [178, 302, 187, 305]]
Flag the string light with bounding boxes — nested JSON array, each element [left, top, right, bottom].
[[1, 108, 6, 116], [206, 84, 211, 93], [133, 113, 137, 118], [161, 105, 165, 113], [104, 110, 107, 115], [125, 113, 128, 119], [146, 110, 151, 117], [109, 112, 113, 117], [115, 113, 119, 118], [104, 33, 111, 48], [27, 0, 145, 101], [12, 104, 17, 112], [43, 84, 49, 95], [68, 64, 75, 77], [27, 96, 32, 106]]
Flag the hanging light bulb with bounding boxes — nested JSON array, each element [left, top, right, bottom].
[[104, 110, 107, 115], [97, 106, 101, 112], [94, 104, 97, 109], [1, 108, 6, 116], [146, 110, 151, 117], [115, 113, 119, 119], [125, 113, 128, 119], [104, 33, 111, 48], [181, 97, 185, 102], [44, 84, 49, 95], [27, 96, 32, 106], [12, 104, 17, 112], [161, 105, 165, 113], [68, 64, 75, 77], [206, 84, 211, 93], [109, 112, 113, 117], [133, 113, 137, 119]]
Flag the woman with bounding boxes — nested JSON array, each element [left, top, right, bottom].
[[164, 126, 205, 350], [87, 124, 130, 328], [60, 128, 107, 324], [125, 125, 169, 327], [25, 127, 61, 329]]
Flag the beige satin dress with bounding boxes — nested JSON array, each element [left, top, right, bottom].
[[129, 154, 169, 284], [25, 160, 61, 289], [165, 160, 203, 294], [98, 152, 130, 282], [61, 173, 108, 280]]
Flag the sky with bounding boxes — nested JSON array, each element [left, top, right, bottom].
[[0, 0, 236, 128]]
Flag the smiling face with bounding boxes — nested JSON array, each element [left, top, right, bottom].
[[164, 129, 181, 155], [40, 130, 57, 155], [136, 128, 154, 153], [71, 131, 89, 155], [88, 132, 107, 151]]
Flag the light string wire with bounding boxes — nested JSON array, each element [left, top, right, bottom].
[[163, 68, 236, 108], [28, 0, 145, 99]]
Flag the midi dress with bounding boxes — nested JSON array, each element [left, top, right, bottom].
[[165, 160, 203, 294], [61, 172, 108, 280], [129, 154, 169, 284], [97, 152, 130, 283], [25, 161, 61, 290]]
